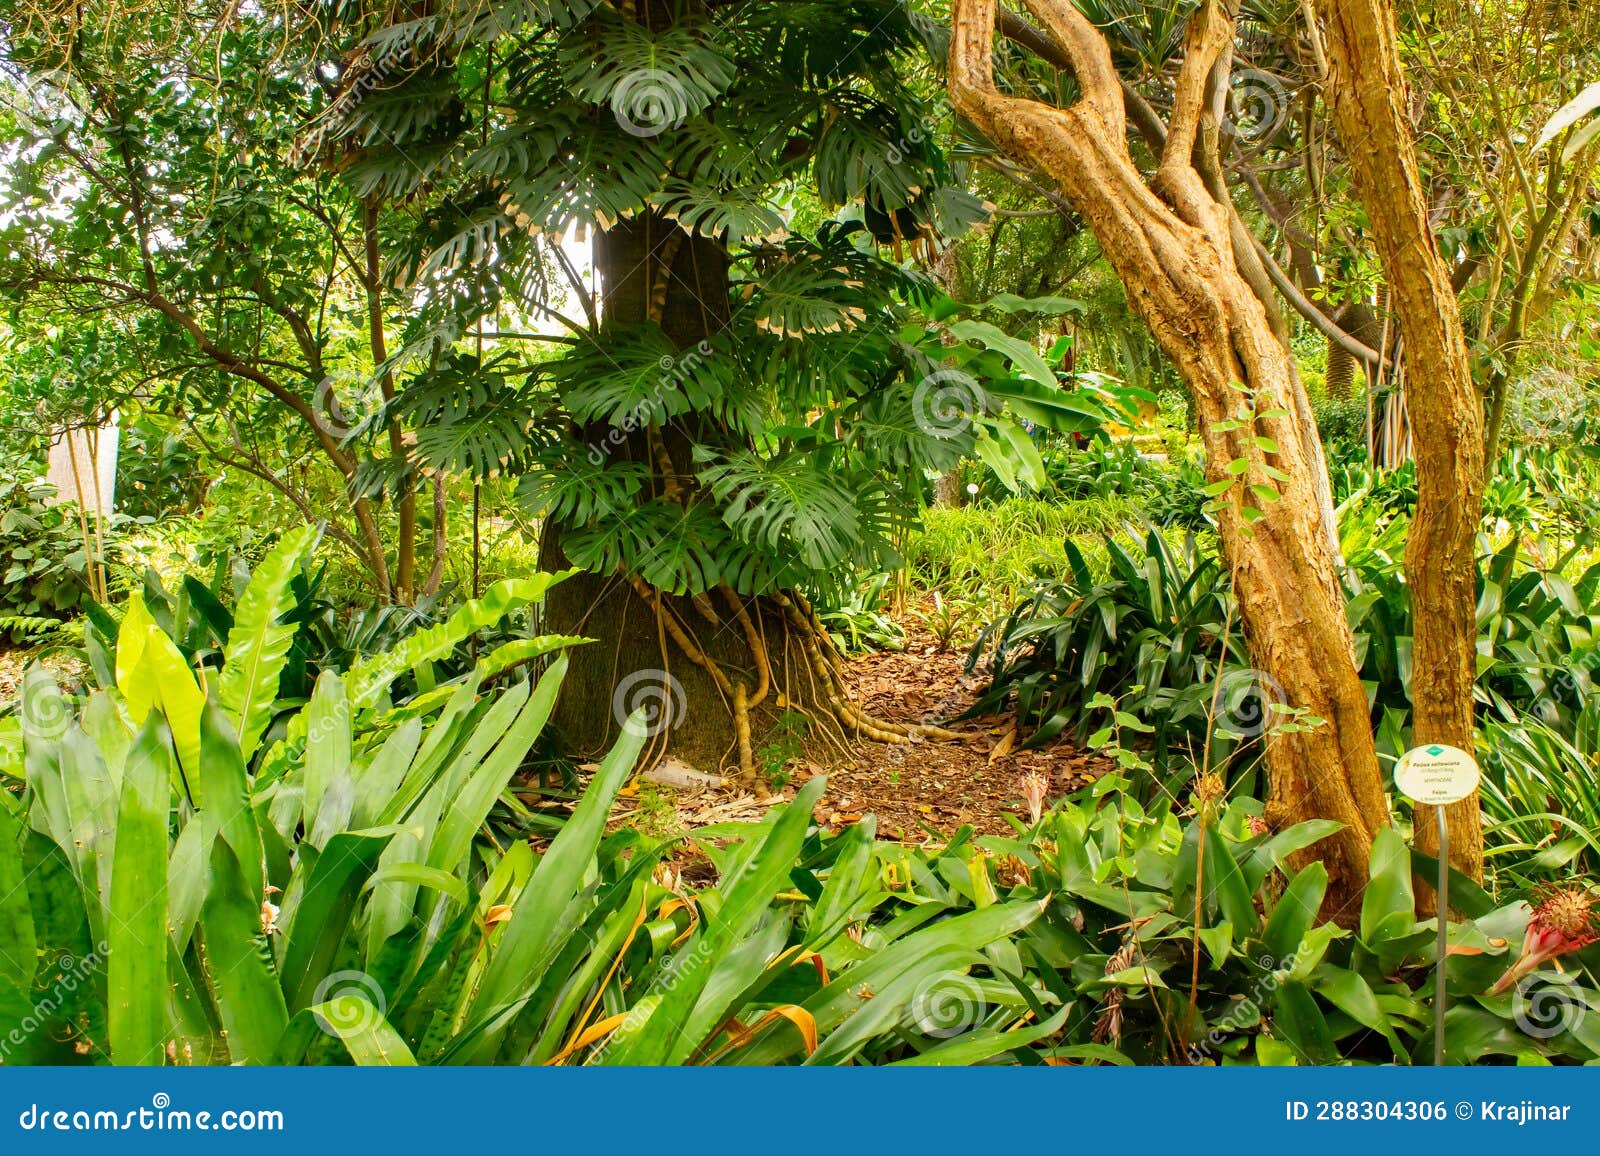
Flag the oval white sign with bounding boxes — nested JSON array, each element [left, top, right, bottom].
[[1395, 744, 1481, 805]]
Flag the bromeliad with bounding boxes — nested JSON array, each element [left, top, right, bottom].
[[1490, 886, 1599, 994]]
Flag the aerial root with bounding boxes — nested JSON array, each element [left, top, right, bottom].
[[627, 578, 969, 781]]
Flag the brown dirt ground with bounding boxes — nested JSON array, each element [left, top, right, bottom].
[[609, 619, 1113, 844]]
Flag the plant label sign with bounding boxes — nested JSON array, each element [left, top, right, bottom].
[[1395, 744, 1480, 805]]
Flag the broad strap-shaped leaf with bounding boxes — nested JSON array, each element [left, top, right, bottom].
[[217, 525, 318, 760], [200, 839, 288, 1063], [116, 595, 206, 799], [278, 830, 394, 1012], [426, 656, 566, 877], [463, 709, 647, 1058], [302, 672, 353, 847], [345, 573, 572, 711], [603, 777, 827, 1066], [0, 803, 36, 991], [198, 701, 265, 906], [300, 997, 416, 1065], [107, 715, 173, 1065]]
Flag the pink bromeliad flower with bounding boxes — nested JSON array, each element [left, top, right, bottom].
[[1490, 886, 1599, 995]]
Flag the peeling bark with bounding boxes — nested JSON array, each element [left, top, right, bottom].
[[950, 0, 1387, 917], [1313, 0, 1487, 896]]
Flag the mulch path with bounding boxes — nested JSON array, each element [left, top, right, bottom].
[[622, 618, 1113, 843], [799, 622, 1111, 840]]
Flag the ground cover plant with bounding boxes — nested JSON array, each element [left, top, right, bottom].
[[1, 0, 1599, 1070]]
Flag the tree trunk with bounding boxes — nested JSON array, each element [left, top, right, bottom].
[[538, 213, 952, 775], [1314, 0, 1487, 898], [951, 0, 1388, 917], [538, 212, 750, 770]]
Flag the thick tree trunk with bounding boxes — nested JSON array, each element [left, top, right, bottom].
[[951, 0, 1387, 917], [538, 213, 942, 774], [539, 212, 755, 770], [1314, 0, 1487, 897]]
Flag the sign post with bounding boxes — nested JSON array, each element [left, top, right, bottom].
[[1394, 743, 1481, 1067]]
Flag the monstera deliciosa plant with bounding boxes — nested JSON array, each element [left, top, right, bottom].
[[288, 0, 1138, 774]]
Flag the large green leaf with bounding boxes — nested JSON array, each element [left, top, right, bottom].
[[463, 711, 647, 1059], [1262, 862, 1327, 964], [217, 525, 317, 760], [345, 573, 572, 710], [278, 831, 394, 1012], [198, 704, 264, 905], [1361, 826, 1416, 945], [302, 672, 353, 845], [302, 997, 417, 1065], [426, 656, 566, 877], [200, 840, 288, 1064], [107, 716, 173, 1065], [0, 804, 36, 991]]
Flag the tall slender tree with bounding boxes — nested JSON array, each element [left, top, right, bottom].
[[1312, 0, 1487, 892], [948, 0, 1387, 914]]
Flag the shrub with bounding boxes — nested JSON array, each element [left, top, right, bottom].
[[0, 467, 103, 620], [962, 528, 1270, 785]]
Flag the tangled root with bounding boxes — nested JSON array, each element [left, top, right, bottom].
[[625, 578, 968, 781]]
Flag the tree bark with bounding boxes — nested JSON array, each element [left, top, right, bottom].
[[950, 0, 1387, 917], [1313, 0, 1487, 896], [537, 212, 759, 770]]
